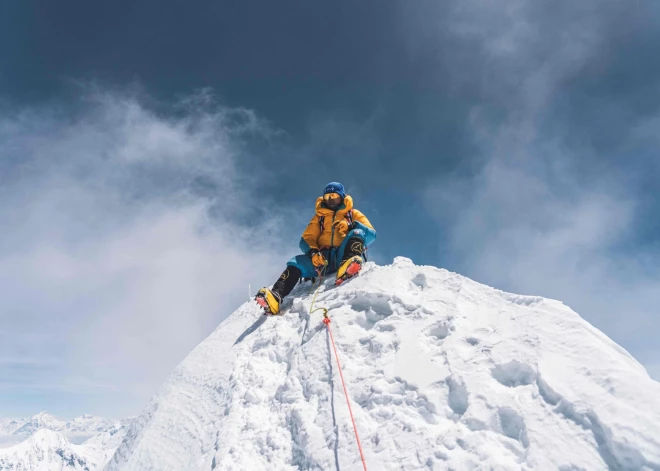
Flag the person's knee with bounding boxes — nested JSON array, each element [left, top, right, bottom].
[[347, 228, 365, 240], [348, 224, 376, 246], [346, 237, 365, 256], [287, 256, 317, 279], [283, 265, 302, 280]]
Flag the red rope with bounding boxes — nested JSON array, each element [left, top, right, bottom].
[[323, 315, 368, 471]]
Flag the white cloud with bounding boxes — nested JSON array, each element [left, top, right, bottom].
[[0, 88, 293, 417]]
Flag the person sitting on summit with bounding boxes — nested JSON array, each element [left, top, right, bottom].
[[256, 182, 377, 315]]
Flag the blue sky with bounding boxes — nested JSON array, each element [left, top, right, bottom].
[[1, 0, 659, 418]]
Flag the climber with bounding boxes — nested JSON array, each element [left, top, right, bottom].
[[256, 182, 377, 315]]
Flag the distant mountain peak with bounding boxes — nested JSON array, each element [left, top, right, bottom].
[[0, 429, 92, 471], [0, 412, 133, 470]]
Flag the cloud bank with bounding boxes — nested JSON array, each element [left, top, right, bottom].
[[415, 0, 660, 377], [0, 88, 293, 417]]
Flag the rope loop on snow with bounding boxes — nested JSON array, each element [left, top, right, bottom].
[[309, 265, 328, 317]]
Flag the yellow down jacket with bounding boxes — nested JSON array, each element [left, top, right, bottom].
[[301, 195, 374, 250]]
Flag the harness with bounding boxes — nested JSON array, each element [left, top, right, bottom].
[[317, 209, 367, 268], [318, 210, 353, 235]]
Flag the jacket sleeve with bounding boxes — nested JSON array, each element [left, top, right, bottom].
[[301, 215, 321, 251], [352, 209, 374, 231], [350, 209, 377, 246]]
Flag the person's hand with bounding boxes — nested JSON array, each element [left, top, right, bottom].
[[309, 249, 327, 269], [334, 219, 353, 237]]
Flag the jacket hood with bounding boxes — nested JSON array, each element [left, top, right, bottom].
[[315, 194, 353, 215]]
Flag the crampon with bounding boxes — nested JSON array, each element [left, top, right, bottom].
[[255, 289, 282, 316], [335, 257, 363, 286]]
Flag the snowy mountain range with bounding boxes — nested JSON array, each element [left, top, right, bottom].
[[0, 413, 132, 470], [1, 412, 122, 440], [104, 257, 660, 470]]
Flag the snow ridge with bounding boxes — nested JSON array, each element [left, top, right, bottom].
[[106, 257, 660, 470]]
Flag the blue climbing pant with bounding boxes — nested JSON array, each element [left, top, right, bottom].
[[287, 223, 376, 279]]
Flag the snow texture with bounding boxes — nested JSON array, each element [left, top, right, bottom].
[[105, 257, 660, 470]]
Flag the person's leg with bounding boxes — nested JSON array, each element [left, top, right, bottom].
[[338, 229, 367, 264], [286, 254, 318, 279], [256, 254, 319, 314], [340, 237, 364, 263], [335, 231, 367, 284], [271, 265, 301, 301]]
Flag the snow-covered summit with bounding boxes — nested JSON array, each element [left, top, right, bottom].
[[11, 412, 65, 437], [106, 257, 660, 470], [0, 414, 132, 470], [0, 429, 92, 470], [0, 418, 25, 435], [0, 423, 132, 471]]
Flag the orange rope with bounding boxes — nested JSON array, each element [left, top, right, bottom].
[[323, 314, 368, 471]]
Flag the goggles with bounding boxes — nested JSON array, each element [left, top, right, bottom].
[[323, 192, 342, 201], [323, 192, 343, 208]]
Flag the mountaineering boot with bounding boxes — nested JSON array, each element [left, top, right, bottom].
[[255, 266, 301, 315], [335, 237, 364, 286], [255, 288, 282, 315], [335, 255, 363, 285]]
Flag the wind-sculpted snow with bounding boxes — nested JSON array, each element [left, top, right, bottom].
[[106, 257, 660, 470]]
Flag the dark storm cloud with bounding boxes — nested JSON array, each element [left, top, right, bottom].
[[3, 0, 483, 191], [401, 0, 659, 154], [4, 0, 658, 188]]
